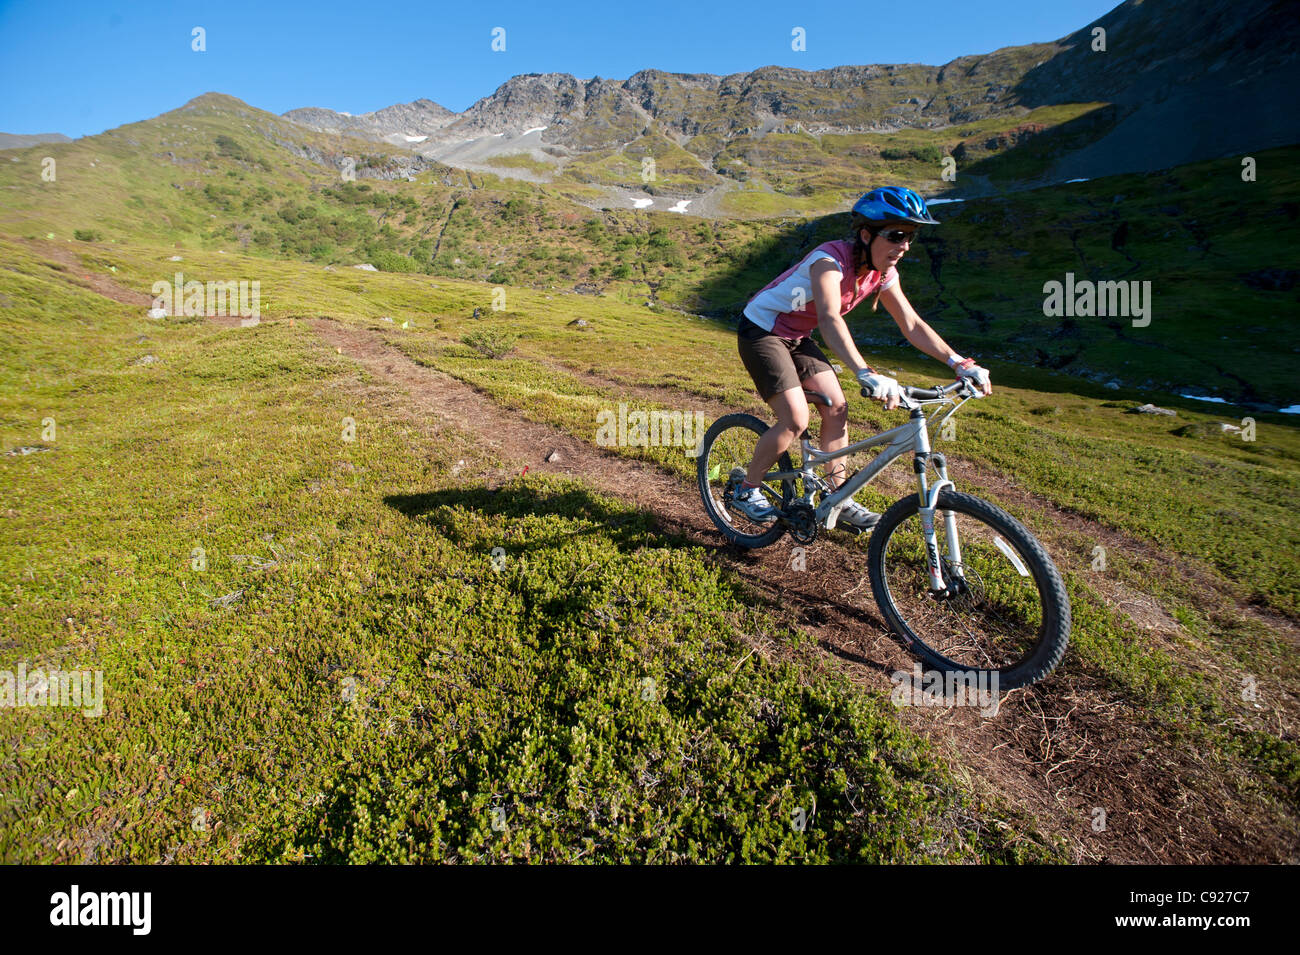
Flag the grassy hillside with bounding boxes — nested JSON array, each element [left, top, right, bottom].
[[0, 239, 1064, 863], [2, 230, 1296, 861], [1, 94, 1294, 405], [6, 223, 1297, 614]]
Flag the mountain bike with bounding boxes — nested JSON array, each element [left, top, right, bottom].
[[696, 379, 1070, 690]]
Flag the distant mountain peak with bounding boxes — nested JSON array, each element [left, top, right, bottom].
[[282, 98, 457, 146], [181, 92, 251, 109]]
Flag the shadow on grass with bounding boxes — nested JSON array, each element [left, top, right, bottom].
[[384, 481, 690, 558], [386, 479, 900, 678], [384, 476, 782, 567]]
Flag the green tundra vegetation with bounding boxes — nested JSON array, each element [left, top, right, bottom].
[[0, 239, 1063, 862], [0, 90, 1296, 862]]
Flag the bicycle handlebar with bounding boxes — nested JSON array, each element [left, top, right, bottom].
[[859, 379, 976, 403], [905, 380, 972, 400]]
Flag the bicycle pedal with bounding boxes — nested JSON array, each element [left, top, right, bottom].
[[831, 522, 866, 536]]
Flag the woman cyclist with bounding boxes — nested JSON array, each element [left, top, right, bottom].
[[731, 186, 991, 529]]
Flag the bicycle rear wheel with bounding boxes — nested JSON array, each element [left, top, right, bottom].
[[697, 413, 794, 548], [867, 489, 1070, 691]]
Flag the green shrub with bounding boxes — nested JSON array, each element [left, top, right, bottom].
[[880, 145, 942, 164], [72, 229, 102, 242], [502, 198, 530, 222], [215, 134, 251, 162], [461, 328, 519, 358], [369, 250, 419, 273]]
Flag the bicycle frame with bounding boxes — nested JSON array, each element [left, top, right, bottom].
[[759, 386, 974, 592]]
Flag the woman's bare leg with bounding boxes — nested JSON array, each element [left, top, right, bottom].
[[744, 387, 809, 487], [802, 369, 850, 489]]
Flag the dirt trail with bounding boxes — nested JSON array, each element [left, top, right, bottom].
[[308, 316, 1299, 864], [20, 238, 257, 328], [25, 239, 154, 307]]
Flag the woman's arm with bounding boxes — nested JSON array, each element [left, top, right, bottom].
[[810, 260, 873, 374], [880, 278, 992, 394], [878, 279, 961, 365]]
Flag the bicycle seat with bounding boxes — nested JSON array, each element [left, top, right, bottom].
[[802, 388, 833, 407]]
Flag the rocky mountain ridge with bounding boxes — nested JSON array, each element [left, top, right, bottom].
[[283, 98, 457, 146], [281, 0, 1300, 185]]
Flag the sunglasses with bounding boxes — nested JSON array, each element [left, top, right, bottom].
[[878, 229, 917, 244]]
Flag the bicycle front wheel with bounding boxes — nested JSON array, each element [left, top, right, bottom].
[[696, 413, 794, 549], [867, 489, 1070, 691]]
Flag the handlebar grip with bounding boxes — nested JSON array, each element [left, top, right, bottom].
[[904, 386, 945, 400]]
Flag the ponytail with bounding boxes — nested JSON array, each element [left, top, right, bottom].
[[848, 211, 885, 310], [848, 212, 873, 274]]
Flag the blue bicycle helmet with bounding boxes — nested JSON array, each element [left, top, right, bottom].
[[852, 186, 939, 225]]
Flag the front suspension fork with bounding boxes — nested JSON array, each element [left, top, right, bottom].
[[915, 452, 963, 593]]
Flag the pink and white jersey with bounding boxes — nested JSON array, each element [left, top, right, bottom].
[[742, 239, 897, 340]]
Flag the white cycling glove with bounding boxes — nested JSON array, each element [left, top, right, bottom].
[[949, 356, 991, 395], [856, 368, 902, 406]]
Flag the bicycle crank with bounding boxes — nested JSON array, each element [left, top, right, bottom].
[[782, 501, 818, 544]]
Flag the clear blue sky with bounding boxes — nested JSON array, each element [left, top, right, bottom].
[[0, 0, 1120, 138]]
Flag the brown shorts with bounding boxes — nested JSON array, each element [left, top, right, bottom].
[[737, 317, 833, 401]]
